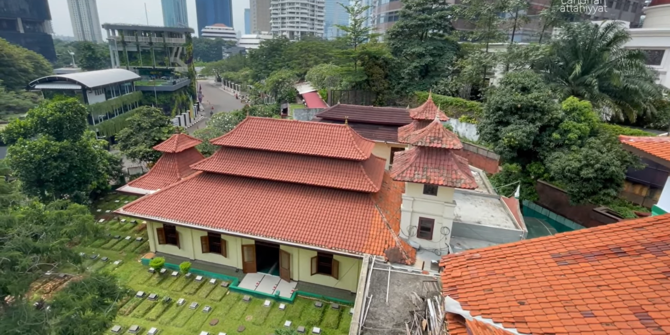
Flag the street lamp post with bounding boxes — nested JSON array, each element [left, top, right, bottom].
[[68, 50, 76, 67]]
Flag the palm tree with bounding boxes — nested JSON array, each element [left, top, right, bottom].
[[544, 21, 665, 122]]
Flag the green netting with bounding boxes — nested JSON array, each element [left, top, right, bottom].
[[522, 201, 585, 236]]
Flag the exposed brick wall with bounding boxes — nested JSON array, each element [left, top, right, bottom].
[[454, 143, 500, 174]]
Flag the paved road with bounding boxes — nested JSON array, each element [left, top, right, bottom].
[[189, 80, 245, 133]]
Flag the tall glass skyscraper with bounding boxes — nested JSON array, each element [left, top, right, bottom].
[[324, 0, 349, 40], [195, 0, 233, 35], [162, 0, 189, 27], [244, 8, 251, 34]]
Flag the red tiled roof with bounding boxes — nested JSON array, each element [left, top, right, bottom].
[[398, 118, 462, 149], [446, 314, 516, 335], [302, 91, 328, 108], [439, 214, 670, 335], [120, 148, 205, 194], [190, 147, 386, 192], [318, 119, 402, 142], [153, 133, 202, 153], [409, 93, 449, 121], [118, 171, 414, 262], [211, 117, 375, 160], [390, 147, 477, 189], [316, 104, 412, 126], [619, 135, 670, 164]]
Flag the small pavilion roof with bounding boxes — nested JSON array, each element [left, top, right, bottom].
[[211, 117, 375, 161], [117, 148, 204, 195], [409, 93, 449, 121], [153, 133, 202, 153], [390, 147, 477, 189], [398, 117, 462, 149]]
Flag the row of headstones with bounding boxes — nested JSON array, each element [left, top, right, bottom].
[[79, 252, 122, 265], [110, 324, 156, 335], [148, 268, 231, 288]]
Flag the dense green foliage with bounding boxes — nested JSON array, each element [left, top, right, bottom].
[[3, 99, 122, 203], [481, 71, 640, 205], [387, 0, 459, 93], [415, 91, 482, 119], [0, 38, 52, 91], [192, 37, 236, 63], [194, 105, 278, 156], [53, 39, 110, 70], [543, 21, 664, 123], [116, 106, 181, 164], [149, 257, 165, 272], [0, 81, 42, 121]]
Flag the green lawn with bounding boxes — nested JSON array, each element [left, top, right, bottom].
[[63, 193, 354, 334]]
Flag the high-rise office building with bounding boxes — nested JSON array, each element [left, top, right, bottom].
[[162, 0, 189, 28], [324, 0, 349, 40], [195, 0, 233, 36], [67, 0, 103, 43], [0, 0, 56, 61], [244, 8, 251, 34], [251, 0, 271, 33], [270, 0, 325, 40]]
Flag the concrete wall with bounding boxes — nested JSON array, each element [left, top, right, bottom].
[[655, 176, 670, 213], [446, 119, 479, 141], [372, 142, 407, 170], [293, 108, 323, 121], [451, 221, 524, 244], [145, 221, 361, 292], [400, 182, 456, 253]]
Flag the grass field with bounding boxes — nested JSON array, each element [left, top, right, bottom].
[[64, 193, 354, 335]]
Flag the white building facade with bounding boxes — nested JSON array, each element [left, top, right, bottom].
[[67, 0, 103, 43], [201, 23, 238, 42], [237, 33, 273, 49], [270, 0, 325, 40]]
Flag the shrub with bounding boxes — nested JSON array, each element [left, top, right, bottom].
[[149, 257, 165, 272], [415, 91, 482, 119], [179, 261, 191, 274]]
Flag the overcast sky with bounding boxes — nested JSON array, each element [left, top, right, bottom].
[[48, 0, 249, 38]]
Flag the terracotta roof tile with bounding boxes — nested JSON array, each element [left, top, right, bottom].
[[316, 104, 413, 126], [153, 133, 202, 153], [119, 148, 205, 194], [302, 91, 327, 108], [118, 171, 414, 262], [318, 119, 401, 142], [390, 147, 478, 189], [211, 117, 375, 160], [398, 118, 463, 149], [439, 214, 670, 335], [409, 93, 449, 121], [190, 147, 385, 192], [619, 135, 670, 164]]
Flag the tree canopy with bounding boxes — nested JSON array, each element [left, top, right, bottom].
[[116, 106, 181, 164], [387, 0, 460, 93], [482, 71, 639, 204], [3, 99, 122, 203], [544, 21, 665, 123], [0, 38, 52, 91]]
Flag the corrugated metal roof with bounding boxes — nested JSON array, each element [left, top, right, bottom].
[[28, 69, 140, 89]]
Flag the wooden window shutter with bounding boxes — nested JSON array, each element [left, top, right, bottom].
[[200, 236, 209, 253], [220, 238, 227, 257], [331, 258, 340, 280], [156, 228, 166, 245], [311, 256, 317, 276]]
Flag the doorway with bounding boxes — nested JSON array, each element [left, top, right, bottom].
[[255, 241, 280, 276]]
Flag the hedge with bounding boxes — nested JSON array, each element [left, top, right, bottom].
[[91, 106, 143, 138], [415, 91, 482, 119], [599, 123, 655, 137]]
